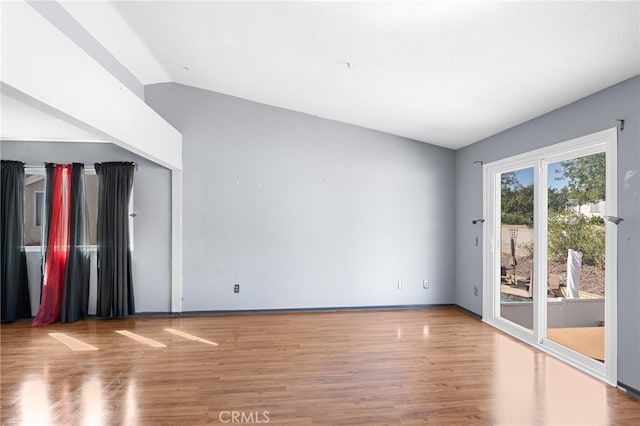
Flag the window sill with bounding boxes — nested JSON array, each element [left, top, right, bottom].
[[25, 246, 99, 253]]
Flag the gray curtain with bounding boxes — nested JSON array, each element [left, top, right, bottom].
[[1, 160, 31, 322], [60, 163, 91, 323], [95, 162, 135, 318]]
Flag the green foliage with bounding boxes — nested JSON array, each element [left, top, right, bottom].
[[588, 215, 605, 225], [501, 212, 532, 226], [500, 154, 606, 269], [557, 153, 605, 205], [548, 187, 569, 213], [501, 172, 533, 226], [501, 171, 520, 190], [547, 211, 605, 267]]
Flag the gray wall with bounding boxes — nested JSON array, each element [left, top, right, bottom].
[[455, 75, 640, 391], [145, 82, 456, 311], [0, 141, 172, 314]]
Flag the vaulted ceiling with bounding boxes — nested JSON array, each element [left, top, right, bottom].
[[4, 1, 640, 149]]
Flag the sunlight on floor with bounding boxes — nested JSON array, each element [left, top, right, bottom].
[[20, 376, 51, 425], [165, 328, 218, 345], [49, 332, 98, 351], [491, 334, 609, 425], [81, 376, 103, 426], [115, 330, 166, 348]]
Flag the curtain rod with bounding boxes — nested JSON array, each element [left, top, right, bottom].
[[24, 164, 96, 171], [24, 162, 138, 171]]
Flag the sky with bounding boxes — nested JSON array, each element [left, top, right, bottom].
[[512, 161, 568, 190]]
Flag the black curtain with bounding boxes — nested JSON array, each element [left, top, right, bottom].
[[95, 162, 135, 318], [40, 163, 54, 296], [60, 163, 90, 323], [1, 160, 31, 322]]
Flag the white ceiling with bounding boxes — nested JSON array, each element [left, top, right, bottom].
[[0, 90, 111, 143], [26, 2, 640, 149]]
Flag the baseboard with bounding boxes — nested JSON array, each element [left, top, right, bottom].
[[0, 318, 31, 324], [618, 382, 640, 400], [454, 304, 482, 320], [0, 305, 471, 322], [176, 304, 454, 316], [132, 311, 174, 317]]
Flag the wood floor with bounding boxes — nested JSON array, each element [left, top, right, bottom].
[[1, 307, 638, 425]]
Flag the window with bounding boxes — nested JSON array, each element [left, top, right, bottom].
[[23, 168, 133, 249], [24, 173, 46, 246], [566, 202, 579, 213], [34, 191, 44, 227]]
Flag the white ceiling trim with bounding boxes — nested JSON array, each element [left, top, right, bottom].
[[59, 0, 171, 84]]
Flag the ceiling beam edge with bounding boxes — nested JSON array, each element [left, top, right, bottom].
[[0, 1, 182, 170]]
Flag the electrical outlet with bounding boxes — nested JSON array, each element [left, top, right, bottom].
[[397, 281, 403, 289], [234, 284, 240, 293], [423, 280, 429, 289], [473, 285, 479, 296]]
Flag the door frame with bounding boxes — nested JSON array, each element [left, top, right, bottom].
[[482, 127, 618, 386]]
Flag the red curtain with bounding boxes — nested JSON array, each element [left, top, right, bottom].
[[32, 165, 72, 327]]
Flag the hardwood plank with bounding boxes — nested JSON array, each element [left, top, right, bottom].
[[1, 307, 638, 425]]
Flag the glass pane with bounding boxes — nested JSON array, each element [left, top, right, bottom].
[[547, 152, 606, 363], [499, 167, 534, 330], [34, 191, 44, 227], [24, 174, 46, 246]]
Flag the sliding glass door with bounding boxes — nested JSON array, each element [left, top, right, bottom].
[[545, 152, 608, 364], [498, 166, 535, 331], [483, 128, 617, 385]]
